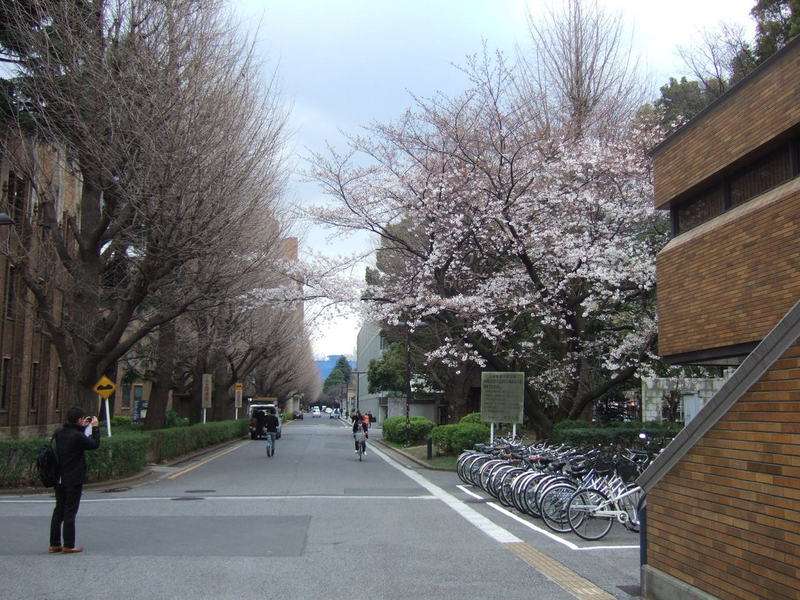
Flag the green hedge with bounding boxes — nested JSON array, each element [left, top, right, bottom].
[[431, 422, 490, 455], [146, 420, 248, 463], [550, 420, 682, 447], [459, 412, 482, 424], [382, 416, 435, 444], [0, 434, 149, 488], [0, 419, 248, 488]]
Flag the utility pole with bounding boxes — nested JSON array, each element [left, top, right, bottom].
[[404, 324, 412, 445]]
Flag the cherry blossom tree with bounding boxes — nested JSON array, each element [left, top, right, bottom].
[[310, 49, 668, 434]]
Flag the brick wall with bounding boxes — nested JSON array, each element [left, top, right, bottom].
[[657, 179, 800, 358], [653, 38, 800, 208], [647, 342, 800, 600]]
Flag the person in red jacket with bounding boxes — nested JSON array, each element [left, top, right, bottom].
[[50, 406, 100, 554]]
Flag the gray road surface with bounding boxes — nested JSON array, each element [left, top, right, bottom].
[[0, 418, 640, 600]]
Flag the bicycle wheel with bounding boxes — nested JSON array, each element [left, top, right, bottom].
[[539, 483, 576, 533], [567, 489, 614, 541], [619, 484, 642, 533]]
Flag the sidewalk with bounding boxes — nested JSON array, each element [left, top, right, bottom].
[[373, 438, 456, 471]]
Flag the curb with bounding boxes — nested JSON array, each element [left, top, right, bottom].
[[0, 435, 249, 496], [373, 439, 454, 472]]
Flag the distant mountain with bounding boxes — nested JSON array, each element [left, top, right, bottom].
[[315, 355, 356, 382]]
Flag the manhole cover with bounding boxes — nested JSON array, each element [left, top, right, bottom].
[[171, 496, 203, 501], [185, 489, 216, 493], [101, 487, 131, 493], [617, 584, 641, 597]]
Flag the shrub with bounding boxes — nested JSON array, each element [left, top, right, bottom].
[[146, 420, 248, 463], [459, 412, 483, 424], [0, 437, 41, 488], [0, 419, 249, 488], [0, 434, 148, 488], [110, 416, 133, 428], [448, 423, 490, 454], [165, 409, 190, 429], [550, 420, 682, 448], [85, 434, 149, 482], [431, 424, 458, 454], [382, 416, 435, 444]]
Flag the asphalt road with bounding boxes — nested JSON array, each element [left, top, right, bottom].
[[0, 418, 641, 600]]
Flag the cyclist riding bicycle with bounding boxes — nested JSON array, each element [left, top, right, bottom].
[[264, 411, 279, 455], [352, 412, 368, 455]]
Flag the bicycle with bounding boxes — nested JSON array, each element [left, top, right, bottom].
[[265, 432, 276, 457], [354, 430, 366, 461], [566, 483, 642, 540]]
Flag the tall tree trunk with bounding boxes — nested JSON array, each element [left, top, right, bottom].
[[144, 321, 176, 430]]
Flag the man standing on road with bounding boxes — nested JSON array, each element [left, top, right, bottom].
[[49, 406, 101, 554]]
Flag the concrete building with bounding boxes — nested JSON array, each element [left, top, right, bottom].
[[355, 322, 443, 424], [355, 322, 387, 422], [640, 373, 731, 425], [638, 34, 800, 600]]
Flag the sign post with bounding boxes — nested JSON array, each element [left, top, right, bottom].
[[202, 374, 213, 423], [234, 383, 243, 420], [93, 375, 116, 437], [480, 372, 525, 443]]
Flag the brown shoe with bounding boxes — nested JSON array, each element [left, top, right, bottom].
[[62, 546, 83, 554], [48, 546, 62, 553]]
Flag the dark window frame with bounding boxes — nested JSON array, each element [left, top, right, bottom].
[[29, 361, 39, 413], [5, 264, 16, 321], [55, 365, 63, 412], [672, 137, 800, 236], [0, 357, 11, 412]]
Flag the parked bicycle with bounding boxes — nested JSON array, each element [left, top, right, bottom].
[[456, 436, 656, 540]]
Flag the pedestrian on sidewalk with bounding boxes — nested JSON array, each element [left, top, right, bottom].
[[49, 406, 100, 554]]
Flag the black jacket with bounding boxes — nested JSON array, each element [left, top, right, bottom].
[[264, 414, 279, 433], [54, 423, 101, 487]]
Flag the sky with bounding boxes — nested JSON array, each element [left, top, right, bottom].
[[237, 0, 755, 359]]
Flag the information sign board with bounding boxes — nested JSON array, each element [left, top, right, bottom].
[[202, 374, 213, 409], [480, 372, 525, 424]]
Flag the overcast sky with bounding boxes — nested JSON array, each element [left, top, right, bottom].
[[237, 0, 755, 359]]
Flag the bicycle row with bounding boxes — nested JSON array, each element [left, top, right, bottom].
[[456, 439, 654, 540]]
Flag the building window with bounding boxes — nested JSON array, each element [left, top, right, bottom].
[[729, 144, 795, 208], [55, 366, 63, 412], [7, 172, 26, 223], [672, 138, 800, 236], [121, 382, 131, 409], [675, 185, 724, 235], [5, 264, 16, 320], [0, 358, 9, 411], [29, 361, 39, 413]]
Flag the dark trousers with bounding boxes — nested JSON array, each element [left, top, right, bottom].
[[50, 484, 83, 548]]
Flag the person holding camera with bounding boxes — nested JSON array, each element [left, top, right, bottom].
[[49, 406, 101, 554]]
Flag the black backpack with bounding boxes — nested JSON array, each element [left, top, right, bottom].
[[36, 435, 59, 487]]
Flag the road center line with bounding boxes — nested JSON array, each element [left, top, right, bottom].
[[369, 443, 521, 544], [166, 441, 248, 480]]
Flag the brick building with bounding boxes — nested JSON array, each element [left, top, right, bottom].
[[0, 140, 80, 439], [638, 35, 800, 599]]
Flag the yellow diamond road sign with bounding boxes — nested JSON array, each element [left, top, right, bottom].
[[93, 375, 116, 399]]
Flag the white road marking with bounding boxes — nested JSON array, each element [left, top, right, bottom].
[[458, 484, 579, 550], [457, 485, 640, 552], [369, 443, 521, 544]]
